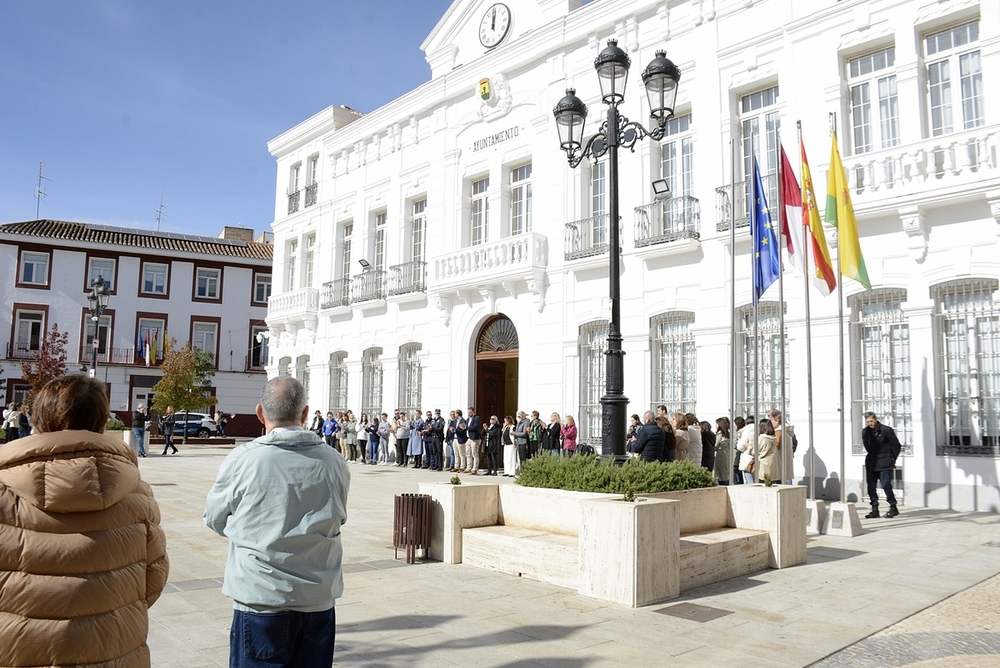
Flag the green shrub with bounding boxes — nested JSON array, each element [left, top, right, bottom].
[[106, 417, 127, 431], [516, 454, 716, 494]]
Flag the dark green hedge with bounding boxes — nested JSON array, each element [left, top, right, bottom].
[[516, 453, 716, 495]]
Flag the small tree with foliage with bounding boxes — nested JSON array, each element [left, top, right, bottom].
[[19, 324, 69, 407], [152, 339, 217, 443]]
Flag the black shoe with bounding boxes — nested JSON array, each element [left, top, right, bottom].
[[865, 509, 880, 519], [884, 507, 899, 518]]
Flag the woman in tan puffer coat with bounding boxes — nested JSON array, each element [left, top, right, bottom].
[[0, 375, 168, 668]]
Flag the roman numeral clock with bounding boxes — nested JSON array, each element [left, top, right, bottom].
[[479, 3, 511, 48]]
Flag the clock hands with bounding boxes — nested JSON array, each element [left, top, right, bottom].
[[491, 7, 496, 30]]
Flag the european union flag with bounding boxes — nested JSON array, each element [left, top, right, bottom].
[[752, 156, 780, 301]]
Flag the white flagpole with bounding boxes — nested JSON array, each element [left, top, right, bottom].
[[777, 137, 788, 485], [730, 137, 738, 483], [830, 111, 847, 504], [798, 121, 816, 501]]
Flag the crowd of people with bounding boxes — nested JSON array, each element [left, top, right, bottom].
[[303, 407, 581, 476], [302, 403, 801, 484], [626, 406, 795, 485]]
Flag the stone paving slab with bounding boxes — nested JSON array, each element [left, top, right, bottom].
[[139, 449, 1000, 667]]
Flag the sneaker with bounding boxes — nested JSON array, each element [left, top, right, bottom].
[[884, 507, 899, 518], [864, 509, 880, 519]]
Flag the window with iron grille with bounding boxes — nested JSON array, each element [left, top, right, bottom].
[[329, 351, 348, 414], [850, 289, 912, 455], [736, 302, 789, 419], [361, 347, 383, 421], [397, 343, 422, 416], [295, 354, 310, 396], [934, 278, 1000, 456], [510, 164, 532, 235], [579, 321, 608, 446], [650, 312, 697, 415]]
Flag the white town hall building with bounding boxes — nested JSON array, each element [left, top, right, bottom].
[[264, 0, 1000, 511]]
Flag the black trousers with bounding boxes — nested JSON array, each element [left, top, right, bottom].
[[396, 438, 407, 465]]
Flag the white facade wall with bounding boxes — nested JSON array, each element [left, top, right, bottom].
[[267, 0, 1000, 510]]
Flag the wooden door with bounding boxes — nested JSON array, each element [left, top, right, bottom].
[[476, 360, 506, 420]]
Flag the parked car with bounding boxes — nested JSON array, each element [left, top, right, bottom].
[[170, 412, 218, 438]]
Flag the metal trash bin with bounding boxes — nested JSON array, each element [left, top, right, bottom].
[[393, 493, 431, 564]]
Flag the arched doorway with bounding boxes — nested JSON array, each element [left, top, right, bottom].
[[474, 315, 518, 420]]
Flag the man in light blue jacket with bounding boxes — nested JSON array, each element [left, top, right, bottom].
[[204, 376, 350, 668]]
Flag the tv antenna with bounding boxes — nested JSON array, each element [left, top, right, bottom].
[[154, 187, 169, 231], [35, 161, 51, 219]]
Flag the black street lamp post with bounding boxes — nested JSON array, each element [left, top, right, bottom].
[[553, 40, 680, 457], [87, 276, 111, 379]]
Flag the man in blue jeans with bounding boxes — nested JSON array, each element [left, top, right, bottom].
[[862, 412, 901, 519], [204, 376, 351, 667], [132, 404, 147, 457]]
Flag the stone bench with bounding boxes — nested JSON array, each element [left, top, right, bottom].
[[419, 481, 806, 608]]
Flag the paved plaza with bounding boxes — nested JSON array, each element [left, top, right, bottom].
[[144, 445, 1000, 667]]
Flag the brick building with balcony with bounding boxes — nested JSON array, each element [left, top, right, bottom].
[[265, 0, 1000, 510], [1, 220, 273, 434]]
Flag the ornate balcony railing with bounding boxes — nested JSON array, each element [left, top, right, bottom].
[[388, 261, 427, 296], [268, 287, 319, 317], [844, 127, 998, 196], [5, 342, 39, 359], [304, 183, 318, 208], [433, 232, 547, 288], [320, 278, 350, 309], [287, 190, 300, 215], [634, 197, 701, 248], [565, 214, 610, 260], [350, 270, 387, 303], [715, 173, 776, 233]]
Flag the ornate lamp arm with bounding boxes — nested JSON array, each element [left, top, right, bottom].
[[563, 115, 665, 168]]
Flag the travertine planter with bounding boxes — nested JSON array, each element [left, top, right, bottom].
[[726, 484, 807, 568], [419, 482, 808, 608], [579, 497, 679, 607]]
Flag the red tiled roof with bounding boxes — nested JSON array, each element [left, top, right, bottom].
[[0, 219, 273, 260]]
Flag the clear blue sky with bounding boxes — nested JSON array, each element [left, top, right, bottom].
[[0, 0, 452, 237]]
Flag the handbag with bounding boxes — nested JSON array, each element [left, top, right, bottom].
[[746, 457, 756, 474]]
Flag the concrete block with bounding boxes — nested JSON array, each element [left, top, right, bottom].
[[578, 497, 679, 608], [806, 499, 827, 534], [726, 484, 807, 568], [638, 486, 729, 534], [418, 482, 499, 563], [498, 485, 614, 536], [462, 526, 579, 590], [679, 528, 770, 592], [823, 501, 865, 537]]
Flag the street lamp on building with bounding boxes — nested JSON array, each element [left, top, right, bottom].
[[86, 276, 111, 379], [553, 39, 680, 458]]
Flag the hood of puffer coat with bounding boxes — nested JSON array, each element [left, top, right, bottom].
[[0, 430, 139, 513]]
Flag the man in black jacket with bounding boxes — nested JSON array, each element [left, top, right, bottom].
[[628, 411, 664, 462], [862, 412, 902, 518]]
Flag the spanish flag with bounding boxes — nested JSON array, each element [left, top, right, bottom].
[[825, 128, 870, 290], [800, 139, 837, 295]]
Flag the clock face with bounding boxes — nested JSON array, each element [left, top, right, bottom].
[[479, 3, 511, 48]]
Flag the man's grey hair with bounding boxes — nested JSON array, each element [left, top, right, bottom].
[[643, 410, 655, 423], [864, 411, 877, 420], [260, 376, 307, 423]]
